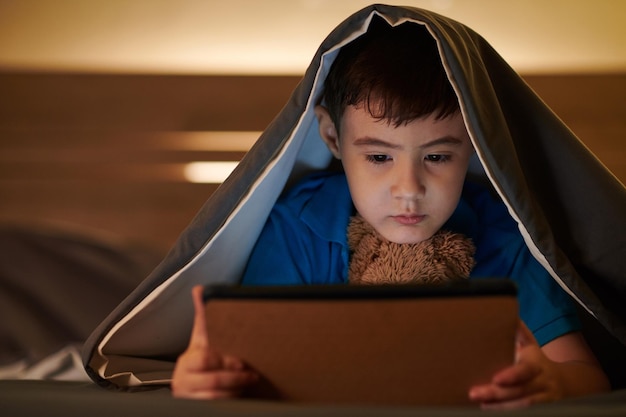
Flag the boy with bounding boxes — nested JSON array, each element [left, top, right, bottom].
[[171, 18, 609, 408]]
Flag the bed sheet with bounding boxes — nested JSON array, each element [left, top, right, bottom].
[[2, 380, 626, 417]]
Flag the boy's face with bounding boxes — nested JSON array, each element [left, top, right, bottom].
[[316, 104, 474, 244]]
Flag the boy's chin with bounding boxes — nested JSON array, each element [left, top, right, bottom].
[[378, 228, 436, 245]]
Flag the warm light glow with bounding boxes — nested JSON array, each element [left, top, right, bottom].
[[155, 131, 260, 151], [184, 161, 240, 183], [0, 1, 623, 74]]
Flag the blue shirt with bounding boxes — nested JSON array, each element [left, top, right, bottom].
[[242, 171, 580, 346]]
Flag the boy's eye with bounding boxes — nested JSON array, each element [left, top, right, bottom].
[[425, 154, 449, 163], [367, 154, 391, 163]]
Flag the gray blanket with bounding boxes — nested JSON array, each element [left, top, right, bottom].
[[82, 3, 626, 395]]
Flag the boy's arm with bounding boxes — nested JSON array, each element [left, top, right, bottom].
[[541, 330, 610, 395], [469, 321, 610, 409], [171, 286, 259, 399]]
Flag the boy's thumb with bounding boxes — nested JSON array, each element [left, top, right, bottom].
[[514, 320, 538, 363], [188, 285, 210, 349]]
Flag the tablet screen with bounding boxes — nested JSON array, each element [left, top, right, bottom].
[[203, 279, 518, 406]]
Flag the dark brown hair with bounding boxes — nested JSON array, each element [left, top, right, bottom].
[[320, 16, 459, 133]]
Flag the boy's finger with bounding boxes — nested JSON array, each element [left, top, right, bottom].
[[188, 285, 210, 350], [491, 360, 539, 386], [178, 345, 223, 372], [222, 354, 246, 371]]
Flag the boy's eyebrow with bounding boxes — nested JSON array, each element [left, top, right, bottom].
[[419, 136, 464, 149], [352, 137, 402, 149], [352, 136, 464, 149]]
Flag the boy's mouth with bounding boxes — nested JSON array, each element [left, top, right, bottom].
[[391, 214, 425, 225]]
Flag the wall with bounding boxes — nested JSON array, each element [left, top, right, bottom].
[[0, 72, 624, 252]]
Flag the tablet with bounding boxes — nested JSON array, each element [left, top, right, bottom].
[[203, 279, 518, 406]]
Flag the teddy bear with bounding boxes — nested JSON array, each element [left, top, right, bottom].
[[347, 214, 476, 285]]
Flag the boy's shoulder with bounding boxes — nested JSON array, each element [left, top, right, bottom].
[[279, 171, 349, 208], [463, 180, 515, 228], [273, 171, 353, 243], [445, 180, 518, 239]]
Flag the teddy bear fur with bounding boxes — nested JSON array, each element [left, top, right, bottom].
[[347, 215, 476, 285]]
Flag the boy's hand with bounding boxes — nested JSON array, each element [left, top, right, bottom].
[[468, 321, 567, 409], [171, 286, 259, 399]]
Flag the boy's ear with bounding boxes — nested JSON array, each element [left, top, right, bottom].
[[314, 105, 341, 159]]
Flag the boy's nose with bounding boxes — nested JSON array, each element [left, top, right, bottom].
[[391, 165, 425, 201]]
